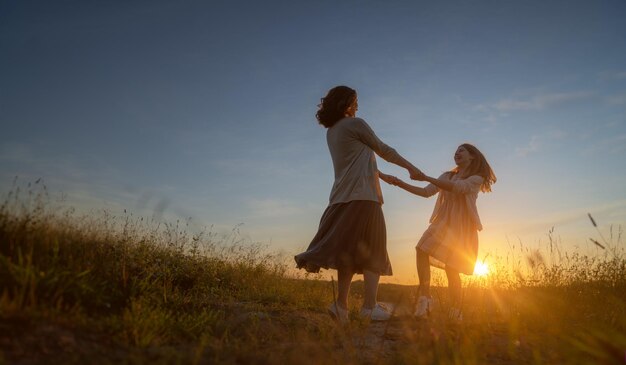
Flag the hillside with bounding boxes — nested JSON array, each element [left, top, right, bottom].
[[1, 185, 625, 364]]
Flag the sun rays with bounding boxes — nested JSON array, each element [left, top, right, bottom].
[[473, 260, 490, 276]]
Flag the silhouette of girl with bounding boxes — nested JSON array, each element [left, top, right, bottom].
[[384, 143, 496, 321]]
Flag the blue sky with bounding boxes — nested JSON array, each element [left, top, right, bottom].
[[2, 0, 625, 283]]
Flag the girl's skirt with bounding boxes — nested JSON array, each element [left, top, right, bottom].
[[416, 220, 478, 275]]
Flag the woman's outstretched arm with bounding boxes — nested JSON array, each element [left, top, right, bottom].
[[355, 119, 422, 180]]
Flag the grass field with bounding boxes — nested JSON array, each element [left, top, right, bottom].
[[1, 182, 625, 364]]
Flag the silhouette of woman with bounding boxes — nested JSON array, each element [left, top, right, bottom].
[[295, 85, 422, 323]]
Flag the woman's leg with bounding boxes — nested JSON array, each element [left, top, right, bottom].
[[337, 268, 354, 309], [416, 248, 431, 297], [362, 270, 380, 309], [445, 267, 462, 307]]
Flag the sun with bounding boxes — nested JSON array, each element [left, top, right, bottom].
[[473, 260, 490, 276]]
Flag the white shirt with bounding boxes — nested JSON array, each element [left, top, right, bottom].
[[326, 117, 404, 205], [423, 172, 484, 231]]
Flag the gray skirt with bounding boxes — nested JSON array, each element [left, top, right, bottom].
[[295, 200, 392, 276]]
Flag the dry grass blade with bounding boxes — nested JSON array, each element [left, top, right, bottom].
[[587, 213, 598, 228], [588, 212, 611, 248], [589, 238, 606, 250]]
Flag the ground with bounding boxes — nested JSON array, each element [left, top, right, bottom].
[[0, 299, 598, 365]]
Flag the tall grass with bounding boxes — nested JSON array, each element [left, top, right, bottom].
[[1, 181, 625, 364], [474, 224, 626, 290], [0, 181, 345, 364]]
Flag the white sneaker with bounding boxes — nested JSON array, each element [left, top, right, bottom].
[[360, 303, 392, 321], [448, 307, 463, 322], [327, 302, 349, 324], [414, 296, 433, 318]]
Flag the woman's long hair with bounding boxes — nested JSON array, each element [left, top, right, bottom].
[[453, 143, 497, 193], [316, 85, 357, 128]]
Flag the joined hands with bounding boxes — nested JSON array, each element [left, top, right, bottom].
[[380, 166, 427, 187], [380, 174, 402, 186], [409, 167, 426, 181]]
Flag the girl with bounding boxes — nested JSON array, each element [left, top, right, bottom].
[[295, 85, 422, 323], [383, 144, 496, 321]]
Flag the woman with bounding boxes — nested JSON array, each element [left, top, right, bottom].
[[383, 144, 496, 321], [295, 85, 421, 323]]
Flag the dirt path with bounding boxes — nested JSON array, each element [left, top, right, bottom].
[[342, 302, 533, 365]]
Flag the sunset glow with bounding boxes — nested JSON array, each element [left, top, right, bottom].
[[473, 261, 490, 277]]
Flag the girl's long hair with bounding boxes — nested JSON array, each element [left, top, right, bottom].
[[453, 143, 497, 193], [316, 85, 357, 128]]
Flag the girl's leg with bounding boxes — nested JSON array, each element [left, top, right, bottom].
[[337, 268, 354, 309], [362, 270, 380, 310], [445, 267, 462, 307], [416, 248, 431, 297]]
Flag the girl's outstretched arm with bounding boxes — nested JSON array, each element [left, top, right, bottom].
[[392, 178, 432, 198], [378, 171, 395, 184], [422, 174, 454, 192]]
